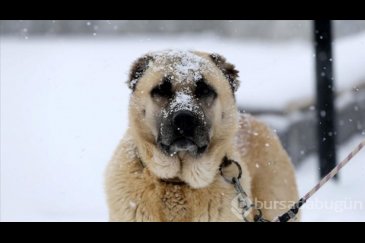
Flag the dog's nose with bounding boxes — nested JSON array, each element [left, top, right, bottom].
[[173, 110, 197, 136]]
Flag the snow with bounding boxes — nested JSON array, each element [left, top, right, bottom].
[[129, 201, 137, 209], [161, 91, 202, 124], [151, 50, 207, 82], [170, 91, 194, 110], [297, 136, 365, 222], [1, 34, 365, 221]]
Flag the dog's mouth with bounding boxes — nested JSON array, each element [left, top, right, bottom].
[[159, 138, 208, 156]]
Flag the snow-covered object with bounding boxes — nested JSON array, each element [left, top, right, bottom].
[[150, 50, 208, 82]]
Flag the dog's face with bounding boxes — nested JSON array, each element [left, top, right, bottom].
[[128, 50, 240, 188]]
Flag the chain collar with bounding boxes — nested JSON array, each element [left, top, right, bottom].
[[219, 156, 268, 222]]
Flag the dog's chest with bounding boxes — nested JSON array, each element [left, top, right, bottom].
[[128, 169, 242, 221], [150, 181, 237, 222], [159, 184, 191, 221]]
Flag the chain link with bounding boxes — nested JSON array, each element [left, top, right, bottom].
[[220, 158, 269, 222]]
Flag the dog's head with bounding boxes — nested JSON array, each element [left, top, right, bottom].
[[127, 50, 240, 188]]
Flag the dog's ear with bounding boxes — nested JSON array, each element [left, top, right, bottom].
[[128, 55, 152, 91], [209, 53, 240, 92]]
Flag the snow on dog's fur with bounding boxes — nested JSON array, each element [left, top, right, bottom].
[[105, 50, 300, 221]]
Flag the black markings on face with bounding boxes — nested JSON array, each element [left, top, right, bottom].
[[150, 76, 173, 99], [150, 76, 217, 111], [194, 79, 217, 100]]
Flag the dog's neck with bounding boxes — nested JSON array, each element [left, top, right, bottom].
[[133, 151, 245, 221], [159, 177, 186, 185], [137, 155, 235, 187], [137, 157, 187, 185]]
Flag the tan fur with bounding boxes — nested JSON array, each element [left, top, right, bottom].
[[105, 51, 300, 222]]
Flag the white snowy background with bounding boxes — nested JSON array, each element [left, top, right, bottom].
[[1, 31, 365, 221]]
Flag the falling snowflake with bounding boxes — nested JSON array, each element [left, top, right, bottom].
[[129, 201, 137, 209]]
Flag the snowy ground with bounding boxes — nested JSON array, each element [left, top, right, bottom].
[[1, 34, 365, 221], [297, 135, 365, 222]]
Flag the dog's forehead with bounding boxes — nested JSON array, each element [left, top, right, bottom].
[[148, 50, 215, 83]]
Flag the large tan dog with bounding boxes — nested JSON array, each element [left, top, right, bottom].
[[105, 50, 299, 222]]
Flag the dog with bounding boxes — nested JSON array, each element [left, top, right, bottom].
[[105, 50, 300, 221]]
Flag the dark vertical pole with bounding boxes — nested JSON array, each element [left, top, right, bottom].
[[314, 20, 337, 180]]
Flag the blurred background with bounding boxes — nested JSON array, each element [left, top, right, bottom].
[[1, 20, 365, 221]]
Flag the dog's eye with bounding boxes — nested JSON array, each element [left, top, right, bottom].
[[151, 78, 173, 98], [195, 80, 217, 99]]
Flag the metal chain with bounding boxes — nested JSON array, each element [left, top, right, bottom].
[[232, 177, 257, 222], [219, 158, 268, 222]]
